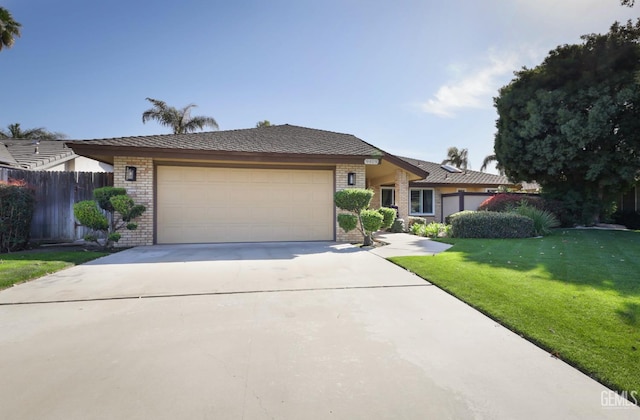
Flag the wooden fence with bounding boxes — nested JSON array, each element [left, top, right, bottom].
[[0, 168, 114, 242]]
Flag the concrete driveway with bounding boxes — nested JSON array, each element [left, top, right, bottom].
[[0, 242, 637, 419]]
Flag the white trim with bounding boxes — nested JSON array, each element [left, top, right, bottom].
[[409, 188, 435, 216]]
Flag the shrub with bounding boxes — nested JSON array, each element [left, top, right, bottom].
[[406, 216, 426, 230], [93, 187, 127, 213], [410, 222, 449, 238], [360, 209, 384, 236], [378, 207, 396, 229], [390, 218, 405, 233], [410, 223, 423, 236], [337, 213, 358, 232], [511, 203, 560, 236], [450, 211, 535, 238], [478, 193, 544, 212], [334, 189, 374, 212], [0, 181, 35, 252], [334, 188, 378, 245], [445, 210, 476, 225], [73, 201, 109, 231], [423, 222, 442, 238], [74, 187, 146, 249]]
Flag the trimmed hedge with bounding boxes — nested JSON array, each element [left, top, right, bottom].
[[451, 211, 535, 238], [0, 181, 36, 252], [445, 210, 475, 225]]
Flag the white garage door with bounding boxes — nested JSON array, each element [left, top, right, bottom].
[[157, 166, 334, 243]]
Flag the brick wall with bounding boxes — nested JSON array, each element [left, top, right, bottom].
[[369, 185, 381, 210], [113, 156, 154, 247], [335, 163, 366, 242], [395, 169, 409, 221]]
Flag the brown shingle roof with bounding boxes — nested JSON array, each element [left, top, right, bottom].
[[67, 124, 382, 156], [400, 156, 511, 186]]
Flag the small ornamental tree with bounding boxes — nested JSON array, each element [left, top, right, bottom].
[[74, 187, 146, 249], [335, 188, 387, 246]]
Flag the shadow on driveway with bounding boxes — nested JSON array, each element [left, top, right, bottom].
[[86, 241, 360, 265]]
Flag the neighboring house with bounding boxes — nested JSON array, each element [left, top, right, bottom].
[[370, 157, 512, 223], [66, 124, 510, 246], [0, 139, 113, 172]]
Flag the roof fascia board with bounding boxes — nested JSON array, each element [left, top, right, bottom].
[[68, 144, 373, 165]]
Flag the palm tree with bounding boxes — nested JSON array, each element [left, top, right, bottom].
[[480, 154, 505, 175], [441, 147, 469, 169], [142, 98, 219, 134], [0, 7, 21, 51], [0, 123, 67, 140], [256, 120, 271, 128]]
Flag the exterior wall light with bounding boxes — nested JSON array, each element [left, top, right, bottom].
[[347, 172, 356, 186], [125, 166, 137, 181]]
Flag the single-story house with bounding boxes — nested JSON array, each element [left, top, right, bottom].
[[372, 156, 512, 223], [0, 139, 113, 172], [67, 124, 511, 246]]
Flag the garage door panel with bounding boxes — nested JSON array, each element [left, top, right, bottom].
[[157, 167, 334, 243]]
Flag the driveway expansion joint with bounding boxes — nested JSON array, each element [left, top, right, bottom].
[[0, 283, 433, 306]]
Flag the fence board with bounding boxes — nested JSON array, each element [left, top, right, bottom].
[[0, 168, 113, 242]]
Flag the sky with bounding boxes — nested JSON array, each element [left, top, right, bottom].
[[1, 0, 638, 173]]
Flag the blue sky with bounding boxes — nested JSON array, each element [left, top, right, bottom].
[[1, 0, 637, 172]]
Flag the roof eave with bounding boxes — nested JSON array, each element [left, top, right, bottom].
[[381, 153, 429, 180], [67, 143, 379, 165]]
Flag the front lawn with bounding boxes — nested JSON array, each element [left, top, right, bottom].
[[390, 229, 640, 396], [0, 249, 110, 290]]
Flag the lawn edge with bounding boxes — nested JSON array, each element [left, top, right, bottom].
[[386, 255, 636, 403], [0, 251, 113, 291]]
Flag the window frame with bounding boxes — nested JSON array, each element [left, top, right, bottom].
[[409, 188, 435, 216], [380, 187, 395, 208]]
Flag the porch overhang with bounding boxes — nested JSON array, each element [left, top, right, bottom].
[[366, 153, 428, 186]]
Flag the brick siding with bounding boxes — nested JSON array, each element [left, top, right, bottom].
[[113, 156, 154, 247], [335, 163, 366, 242]]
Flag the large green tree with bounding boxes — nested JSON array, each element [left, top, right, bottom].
[[142, 98, 219, 134], [494, 20, 640, 224], [0, 123, 67, 140], [0, 7, 21, 51], [441, 146, 469, 169]]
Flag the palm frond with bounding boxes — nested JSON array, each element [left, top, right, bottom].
[[142, 98, 218, 134]]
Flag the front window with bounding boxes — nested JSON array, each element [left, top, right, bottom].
[[381, 187, 395, 207], [410, 189, 434, 215]]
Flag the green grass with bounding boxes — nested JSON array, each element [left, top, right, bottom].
[[0, 249, 110, 290], [390, 229, 640, 395]]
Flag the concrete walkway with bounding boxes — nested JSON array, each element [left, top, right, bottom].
[[0, 242, 637, 419], [370, 232, 452, 257]]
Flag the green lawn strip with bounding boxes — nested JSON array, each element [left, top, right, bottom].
[[390, 229, 640, 395], [0, 250, 110, 290]]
